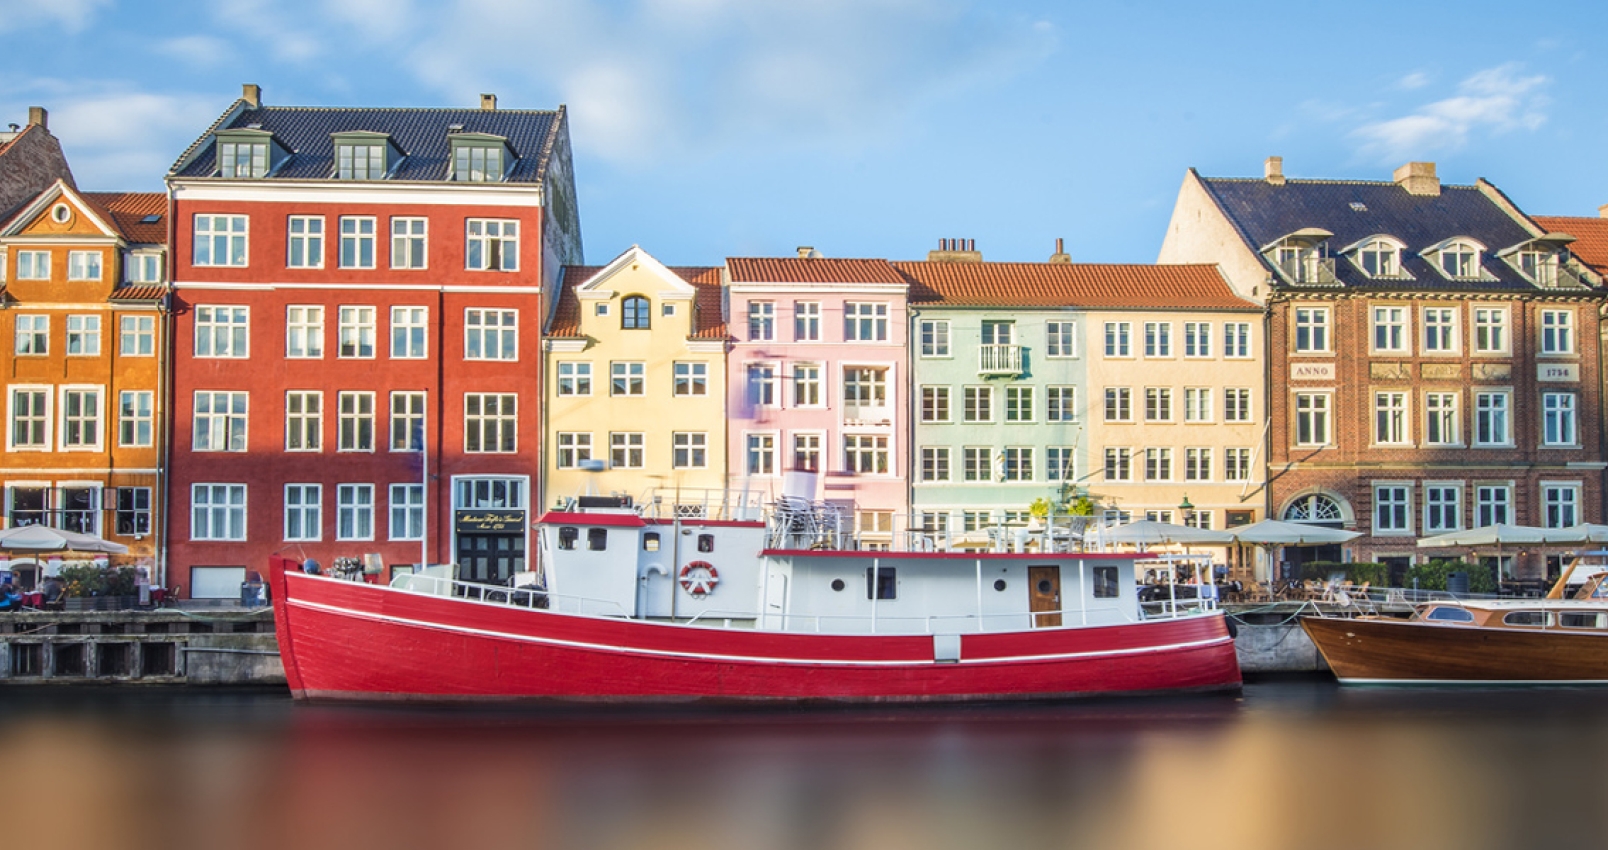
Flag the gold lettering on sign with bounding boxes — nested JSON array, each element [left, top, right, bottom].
[[1369, 362, 1410, 381], [1421, 363, 1461, 381], [1472, 363, 1512, 382]]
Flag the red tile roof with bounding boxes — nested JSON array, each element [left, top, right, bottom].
[[108, 284, 168, 302], [893, 261, 1259, 310], [727, 257, 906, 285], [1535, 216, 1608, 275], [82, 192, 166, 244], [550, 266, 727, 340]]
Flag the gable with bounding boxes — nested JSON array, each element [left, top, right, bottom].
[[2, 181, 120, 241]]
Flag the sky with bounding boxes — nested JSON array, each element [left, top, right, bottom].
[[2, 0, 1605, 267]]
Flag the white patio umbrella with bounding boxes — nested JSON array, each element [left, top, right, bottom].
[[1101, 519, 1236, 547], [1415, 524, 1577, 548], [0, 524, 129, 555], [1226, 520, 1361, 584]]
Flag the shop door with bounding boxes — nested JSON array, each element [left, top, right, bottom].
[[1028, 565, 1062, 628], [455, 533, 525, 585]]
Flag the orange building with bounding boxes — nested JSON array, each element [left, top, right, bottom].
[[0, 181, 169, 588]]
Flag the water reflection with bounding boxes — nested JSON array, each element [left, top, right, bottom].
[[2, 682, 1605, 850]]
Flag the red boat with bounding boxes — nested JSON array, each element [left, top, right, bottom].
[[268, 496, 1240, 703]]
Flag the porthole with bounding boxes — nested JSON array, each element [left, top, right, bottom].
[[51, 203, 71, 224], [831, 579, 845, 592], [1037, 580, 1053, 594], [993, 579, 1007, 592]]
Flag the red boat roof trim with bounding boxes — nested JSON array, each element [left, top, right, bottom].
[[537, 511, 645, 527], [642, 518, 767, 528], [761, 549, 1150, 560]]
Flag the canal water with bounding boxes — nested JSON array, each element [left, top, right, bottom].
[[1, 679, 1600, 850]]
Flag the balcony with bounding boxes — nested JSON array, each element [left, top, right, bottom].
[[1277, 256, 1342, 287], [978, 344, 1023, 376]]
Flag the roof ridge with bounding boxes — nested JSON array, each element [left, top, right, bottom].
[[1201, 175, 1482, 190], [249, 104, 563, 115]]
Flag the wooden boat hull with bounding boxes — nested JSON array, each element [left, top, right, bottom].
[[270, 560, 1241, 703], [1302, 615, 1608, 684]]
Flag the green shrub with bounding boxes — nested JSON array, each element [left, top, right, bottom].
[[1344, 562, 1388, 587], [54, 564, 138, 598], [1299, 560, 1344, 581], [1406, 559, 1496, 594]]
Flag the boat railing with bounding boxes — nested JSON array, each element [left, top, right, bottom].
[[391, 571, 631, 618], [637, 487, 767, 523]]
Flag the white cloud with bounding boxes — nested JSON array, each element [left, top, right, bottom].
[[1351, 63, 1548, 163], [38, 88, 220, 189], [156, 35, 232, 67], [321, 0, 416, 44], [0, 0, 110, 32], [213, 0, 323, 63], [1396, 71, 1430, 90]]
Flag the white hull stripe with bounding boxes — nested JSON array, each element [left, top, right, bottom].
[[1338, 678, 1608, 686], [288, 598, 1232, 668]]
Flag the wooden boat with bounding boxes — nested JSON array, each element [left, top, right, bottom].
[[1302, 574, 1608, 684], [268, 492, 1241, 703]]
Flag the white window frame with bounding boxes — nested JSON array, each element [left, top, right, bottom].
[[1143, 321, 1171, 358], [1046, 321, 1076, 358], [1374, 391, 1409, 446], [1103, 387, 1132, 422], [284, 484, 322, 541], [390, 306, 427, 359], [1424, 392, 1460, 446], [466, 219, 519, 271], [671, 432, 707, 469], [464, 308, 518, 360], [1423, 482, 1462, 533], [1472, 307, 1509, 355], [1104, 321, 1132, 357], [794, 301, 821, 342], [919, 319, 950, 357], [191, 483, 246, 541], [1422, 307, 1458, 354], [747, 301, 776, 342], [65, 315, 100, 356], [390, 217, 427, 270], [1475, 484, 1512, 527], [1184, 387, 1212, 423], [1224, 387, 1252, 423], [59, 386, 102, 451], [844, 302, 889, 342], [193, 214, 248, 267], [337, 391, 375, 452], [389, 483, 425, 541], [15, 250, 49, 280], [791, 363, 821, 407], [1224, 447, 1253, 482], [285, 391, 322, 452], [611, 431, 646, 470], [337, 305, 377, 359], [285, 305, 323, 359], [1542, 482, 1582, 529], [1542, 392, 1577, 447], [611, 362, 646, 397], [745, 431, 778, 477], [389, 391, 425, 452], [1293, 307, 1330, 353], [336, 483, 375, 541], [792, 431, 824, 473], [919, 446, 951, 483], [1373, 483, 1413, 535], [120, 315, 155, 357], [14, 314, 47, 355], [1183, 322, 1211, 358], [464, 393, 517, 453], [1005, 385, 1034, 423], [557, 362, 592, 397], [1474, 391, 1512, 447], [1223, 322, 1251, 358], [556, 432, 592, 468], [1371, 306, 1408, 353], [194, 305, 250, 358], [843, 433, 890, 475], [287, 215, 324, 269], [1185, 447, 1212, 482], [8, 386, 51, 450], [1047, 385, 1076, 423], [67, 250, 102, 281], [1294, 392, 1331, 446], [1145, 387, 1173, 422], [192, 391, 247, 452], [118, 390, 154, 448], [1541, 309, 1574, 355]]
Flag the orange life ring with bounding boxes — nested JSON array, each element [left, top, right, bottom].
[[678, 561, 719, 597]]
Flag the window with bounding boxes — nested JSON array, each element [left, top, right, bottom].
[[390, 217, 427, 269], [1046, 321, 1076, 358], [674, 362, 708, 397], [465, 393, 516, 452], [10, 388, 48, 448], [620, 295, 651, 330], [981, 321, 1013, 346], [1293, 307, 1329, 352], [13, 315, 46, 355], [1543, 393, 1576, 446], [193, 215, 248, 267], [1224, 388, 1251, 422], [964, 386, 993, 422], [1425, 485, 1460, 532], [1224, 322, 1251, 358], [1185, 387, 1214, 423], [1184, 510, 1212, 530], [1145, 387, 1172, 422], [337, 217, 377, 269], [286, 306, 323, 359], [60, 388, 99, 449], [672, 432, 706, 468], [1185, 448, 1212, 482], [1104, 322, 1131, 357], [287, 216, 324, 268], [1544, 483, 1580, 528], [1295, 393, 1330, 446], [1143, 322, 1171, 357], [1224, 448, 1252, 482], [557, 362, 592, 396], [747, 301, 775, 341], [390, 392, 424, 451], [919, 320, 949, 356], [466, 219, 518, 271], [1046, 447, 1075, 481], [1005, 386, 1033, 422], [453, 143, 504, 182], [65, 315, 99, 355], [1438, 240, 1480, 279], [1473, 308, 1508, 354], [1423, 307, 1457, 353], [791, 364, 820, 407], [389, 306, 427, 359], [195, 305, 249, 357], [337, 391, 375, 451], [191, 484, 246, 540], [589, 528, 609, 551], [747, 364, 778, 408], [120, 316, 154, 356], [1375, 485, 1411, 533], [336, 484, 374, 540], [285, 484, 321, 541], [1103, 387, 1131, 422], [1181, 322, 1211, 358], [1104, 448, 1132, 482], [193, 391, 247, 451], [920, 447, 951, 482], [844, 368, 887, 407], [963, 510, 993, 532], [464, 309, 517, 360], [611, 362, 645, 396], [1372, 306, 1407, 352], [1144, 447, 1173, 481], [866, 566, 897, 600], [746, 433, 776, 476], [1476, 485, 1510, 526], [921, 386, 951, 422], [1474, 392, 1510, 446], [337, 143, 386, 180], [611, 432, 645, 469], [963, 447, 990, 482], [338, 306, 376, 358], [793, 433, 822, 472], [1541, 310, 1574, 354], [844, 302, 888, 341], [15, 250, 49, 280], [218, 141, 267, 178], [1516, 248, 1560, 286], [285, 391, 322, 451], [1047, 386, 1076, 422], [794, 302, 821, 341], [67, 250, 102, 281], [389, 484, 425, 541], [844, 434, 889, 474], [115, 487, 151, 536], [1374, 392, 1408, 445], [1146, 510, 1175, 525], [1357, 238, 1401, 277], [118, 390, 153, 447], [917, 512, 950, 534], [556, 432, 592, 468], [1002, 447, 1032, 481], [1425, 393, 1459, 445]]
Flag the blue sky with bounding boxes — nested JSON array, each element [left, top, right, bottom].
[[2, 0, 1605, 266]]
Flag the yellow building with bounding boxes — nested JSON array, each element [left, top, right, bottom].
[[544, 246, 728, 507]]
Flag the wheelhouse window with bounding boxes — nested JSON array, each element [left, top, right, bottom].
[[866, 566, 896, 600]]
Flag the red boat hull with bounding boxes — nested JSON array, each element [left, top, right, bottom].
[[270, 558, 1241, 703]]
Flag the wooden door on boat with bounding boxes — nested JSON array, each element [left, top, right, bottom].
[[1029, 566, 1062, 628]]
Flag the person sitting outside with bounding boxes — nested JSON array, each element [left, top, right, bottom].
[[40, 574, 67, 610], [0, 581, 20, 612]]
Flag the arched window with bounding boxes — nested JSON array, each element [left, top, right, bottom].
[[1356, 238, 1402, 278], [621, 295, 651, 329], [1283, 494, 1344, 523], [1438, 239, 1481, 279]]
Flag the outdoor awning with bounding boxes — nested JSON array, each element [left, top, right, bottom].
[[1416, 524, 1579, 548], [1226, 519, 1361, 546], [1101, 520, 1236, 547], [0, 524, 129, 555]]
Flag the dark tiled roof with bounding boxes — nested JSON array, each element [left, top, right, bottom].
[[1534, 216, 1608, 275], [1198, 175, 1554, 293], [727, 257, 906, 285], [82, 192, 165, 244], [549, 266, 727, 341], [894, 261, 1259, 311], [172, 102, 564, 184]]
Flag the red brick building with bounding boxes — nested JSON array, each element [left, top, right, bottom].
[[164, 86, 582, 598]]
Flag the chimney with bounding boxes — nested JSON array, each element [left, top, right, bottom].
[[241, 84, 261, 108], [1598, 203, 1608, 219], [926, 238, 982, 263], [481, 93, 498, 111], [1049, 237, 1071, 264], [1393, 161, 1440, 196], [1264, 156, 1285, 186], [796, 246, 821, 259], [26, 107, 46, 129]]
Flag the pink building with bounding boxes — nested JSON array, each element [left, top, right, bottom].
[[724, 256, 909, 548]]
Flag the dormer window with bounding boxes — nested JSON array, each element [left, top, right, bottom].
[[621, 295, 651, 330], [450, 134, 510, 182], [220, 140, 268, 178], [1346, 236, 1408, 279], [1428, 238, 1484, 280], [332, 132, 396, 180], [1260, 228, 1334, 285], [1517, 248, 1558, 286]]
